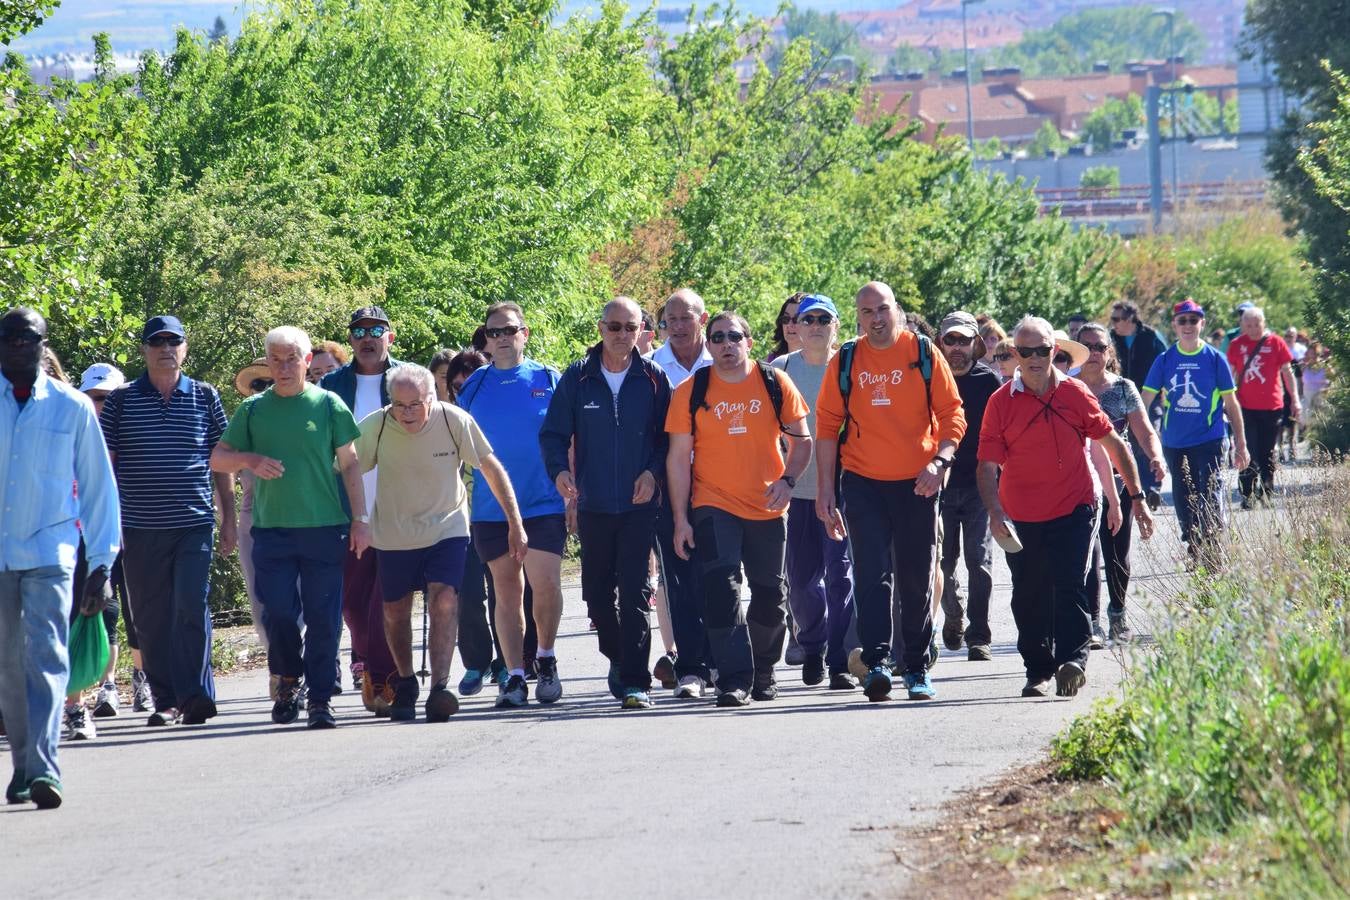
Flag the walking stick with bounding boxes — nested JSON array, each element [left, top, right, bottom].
[[417, 592, 430, 682]]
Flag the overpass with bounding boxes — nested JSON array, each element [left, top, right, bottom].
[[1037, 180, 1268, 234]]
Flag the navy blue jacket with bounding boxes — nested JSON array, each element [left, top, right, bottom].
[[319, 355, 406, 413], [539, 345, 671, 514]]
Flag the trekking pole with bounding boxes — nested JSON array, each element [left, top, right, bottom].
[[417, 592, 430, 683]]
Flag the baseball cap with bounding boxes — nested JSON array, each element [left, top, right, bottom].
[[78, 363, 126, 394], [795, 294, 838, 320], [1234, 302, 1255, 316], [1173, 298, 1206, 318], [939, 311, 979, 339], [141, 315, 186, 342], [349, 306, 391, 327]]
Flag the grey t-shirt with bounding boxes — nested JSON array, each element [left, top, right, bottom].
[[772, 350, 829, 501]]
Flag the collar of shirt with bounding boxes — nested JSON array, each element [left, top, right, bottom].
[[1010, 367, 1065, 396], [1, 369, 51, 401], [133, 371, 192, 396]]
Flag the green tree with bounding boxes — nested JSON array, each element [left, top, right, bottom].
[[1081, 94, 1143, 153], [206, 15, 228, 45], [0, 0, 59, 45], [887, 43, 931, 75], [990, 8, 1204, 78], [1080, 165, 1120, 194], [1026, 119, 1068, 159]]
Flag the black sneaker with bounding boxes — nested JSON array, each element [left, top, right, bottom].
[[652, 653, 678, 690], [967, 644, 993, 662], [1146, 488, 1161, 512], [147, 707, 180, 727], [751, 674, 779, 701], [716, 688, 750, 707], [271, 677, 301, 725], [1055, 661, 1086, 697], [306, 700, 337, 729], [390, 675, 419, 721], [180, 694, 217, 726], [941, 616, 965, 651], [801, 652, 826, 686], [828, 671, 857, 690], [1109, 618, 1133, 643], [495, 674, 529, 708]]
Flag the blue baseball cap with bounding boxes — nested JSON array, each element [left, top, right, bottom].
[[141, 315, 186, 342], [794, 294, 838, 320]]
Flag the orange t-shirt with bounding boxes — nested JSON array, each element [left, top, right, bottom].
[[666, 366, 810, 520], [815, 332, 967, 481]]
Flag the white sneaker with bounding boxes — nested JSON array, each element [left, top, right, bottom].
[[674, 675, 706, 699], [93, 682, 120, 718], [65, 706, 96, 741]]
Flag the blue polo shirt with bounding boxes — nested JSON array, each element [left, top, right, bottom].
[[1143, 343, 1236, 449], [100, 373, 229, 529]]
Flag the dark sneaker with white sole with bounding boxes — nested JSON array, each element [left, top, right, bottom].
[[1022, 677, 1052, 698], [967, 644, 992, 661], [271, 677, 301, 725], [715, 688, 750, 708], [1055, 661, 1086, 697], [535, 657, 563, 704], [307, 700, 337, 729], [390, 675, 419, 722], [495, 674, 529, 708]]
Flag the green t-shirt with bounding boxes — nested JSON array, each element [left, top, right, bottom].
[[220, 384, 362, 529]]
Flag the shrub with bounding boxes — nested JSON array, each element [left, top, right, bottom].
[[1050, 697, 1139, 781]]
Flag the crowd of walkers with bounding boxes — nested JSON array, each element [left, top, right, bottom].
[[0, 286, 1330, 808]]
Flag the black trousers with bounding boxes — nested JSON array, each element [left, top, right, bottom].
[[455, 543, 493, 672], [1007, 504, 1096, 680], [1239, 406, 1282, 502], [1086, 486, 1132, 623], [578, 508, 657, 689], [691, 507, 786, 693], [840, 472, 937, 673], [654, 500, 711, 681]]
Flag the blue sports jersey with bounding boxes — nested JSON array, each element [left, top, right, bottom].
[[1143, 343, 1235, 449], [458, 358, 565, 521]]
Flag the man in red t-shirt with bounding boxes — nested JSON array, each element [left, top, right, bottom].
[[976, 317, 1153, 699], [1226, 306, 1300, 508]]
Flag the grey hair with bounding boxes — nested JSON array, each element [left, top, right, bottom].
[[1012, 316, 1054, 343], [386, 363, 435, 402], [265, 326, 311, 360], [1242, 305, 1266, 323]]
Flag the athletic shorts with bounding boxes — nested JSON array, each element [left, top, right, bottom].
[[377, 536, 471, 601], [472, 514, 567, 563]]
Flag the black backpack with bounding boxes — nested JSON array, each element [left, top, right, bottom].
[[688, 363, 787, 435]]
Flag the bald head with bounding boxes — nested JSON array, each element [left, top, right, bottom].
[[855, 281, 900, 349], [856, 281, 894, 307], [603, 296, 642, 321]]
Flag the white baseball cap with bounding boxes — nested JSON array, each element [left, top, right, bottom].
[[79, 363, 126, 394]]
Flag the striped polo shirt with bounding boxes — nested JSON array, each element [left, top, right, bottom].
[[100, 372, 229, 529]]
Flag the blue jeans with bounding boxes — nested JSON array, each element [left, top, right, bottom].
[[939, 482, 994, 646], [1163, 440, 1226, 561], [251, 525, 348, 703], [785, 497, 855, 673], [122, 525, 216, 711], [0, 565, 74, 786]]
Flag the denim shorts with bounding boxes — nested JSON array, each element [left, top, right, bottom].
[[377, 536, 471, 601]]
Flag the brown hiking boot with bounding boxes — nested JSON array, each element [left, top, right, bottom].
[[361, 671, 394, 717], [425, 685, 460, 723]]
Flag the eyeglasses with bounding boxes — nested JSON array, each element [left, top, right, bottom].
[[1174, 316, 1201, 326], [0, 329, 43, 345], [145, 334, 185, 347], [992, 352, 1012, 362], [249, 377, 274, 393], [601, 321, 640, 333], [1082, 342, 1110, 354], [1053, 353, 1073, 366], [349, 325, 389, 340], [708, 331, 746, 344], [796, 313, 834, 326], [941, 333, 974, 347], [391, 400, 426, 414], [1014, 345, 1053, 359], [1109, 315, 1130, 323], [778, 313, 796, 325], [483, 325, 524, 339]]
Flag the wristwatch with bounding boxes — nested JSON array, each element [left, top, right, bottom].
[[1128, 492, 1146, 502], [931, 456, 952, 470], [353, 514, 371, 524], [780, 474, 797, 489]]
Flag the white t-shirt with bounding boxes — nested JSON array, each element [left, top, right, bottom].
[[354, 372, 384, 515], [601, 366, 626, 413]]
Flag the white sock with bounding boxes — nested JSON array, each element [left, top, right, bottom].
[[510, 668, 525, 679], [536, 648, 556, 658]]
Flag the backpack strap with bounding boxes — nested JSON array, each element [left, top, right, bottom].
[[836, 339, 858, 446], [688, 366, 711, 437], [914, 333, 934, 416], [755, 362, 787, 431]]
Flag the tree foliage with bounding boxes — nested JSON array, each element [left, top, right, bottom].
[[0, 0, 59, 46], [1081, 94, 1143, 153], [989, 8, 1204, 79]]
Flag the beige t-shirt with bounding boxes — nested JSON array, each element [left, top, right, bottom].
[[353, 401, 493, 551]]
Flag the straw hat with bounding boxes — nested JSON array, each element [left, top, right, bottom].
[[1051, 330, 1090, 371], [234, 358, 271, 397]]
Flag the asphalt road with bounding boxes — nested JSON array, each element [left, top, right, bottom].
[[1, 493, 1205, 899]]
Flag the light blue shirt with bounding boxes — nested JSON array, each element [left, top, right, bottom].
[[0, 371, 121, 573]]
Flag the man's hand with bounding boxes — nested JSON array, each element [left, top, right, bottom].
[[914, 461, 944, 498], [1150, 456, 1166, 484], [350, 521, 372, 558], [816, 494, 847, 541], [1290, 402, 1302, 424], [764, 478, 792, 512], [1104, 501, 1123, 536], [1234, 444, 1251, 472], [507, 521, 529, 563], [673, 519, 695, 561], [217, 516, 238, 558], [1132, 501, 1155, 541], [632, 471, 656, 505], [555, 471, 578, 502], [989, 513, 1012, 542], [81, 565, 111, 617], [250, 455, 285, 480]]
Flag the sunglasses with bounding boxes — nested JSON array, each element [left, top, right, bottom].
[[1174, 316, 1201, 326], [941, 333, 974, 347], [145, 334, 185, 347], [1054, 353, 1073, 366], [483, 325, 524, 339], [0, 330, 43, 345], [1014, 345, 1053, 359], [601, 321, 640, 333], [709, 331, 747, 344], [250, 377, 274, 393], [349, 325, 389, 340], [1109, 315, 1130, 323], [778, 313, 796, 325], [992, 352, 1012, 362], [796, 313, 834, 326], [1082, 342, 1110, 354]]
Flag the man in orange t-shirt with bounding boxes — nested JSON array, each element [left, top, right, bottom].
[[815, 282, 966, 703], [666, 312, 812, 708]]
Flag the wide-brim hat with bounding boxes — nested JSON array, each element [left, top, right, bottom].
[[1052, 330, 1091, 371], [234, 358, 271, 397]]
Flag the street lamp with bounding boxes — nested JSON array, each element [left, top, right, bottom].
[[1152, 7, 1179, 211], [962, 0, 985, 154]]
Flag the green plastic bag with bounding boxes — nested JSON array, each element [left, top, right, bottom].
[[68, 613, 110, 694]]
